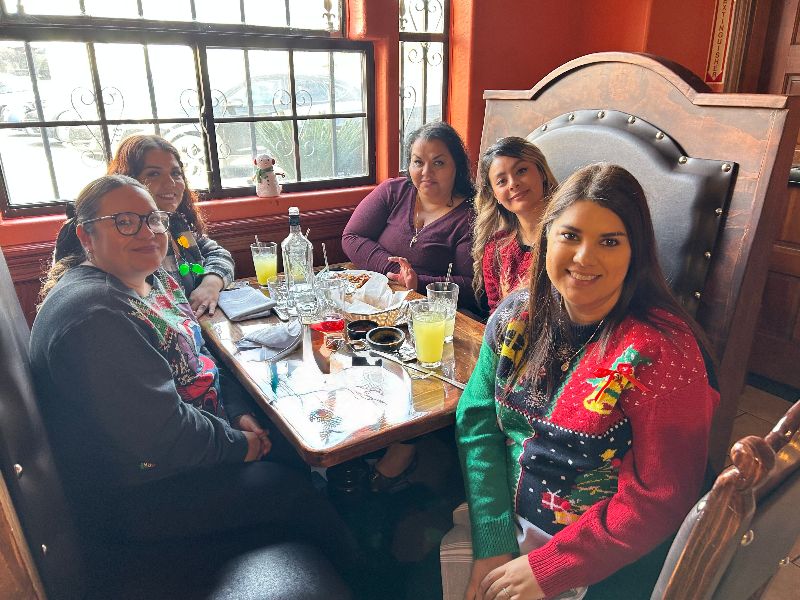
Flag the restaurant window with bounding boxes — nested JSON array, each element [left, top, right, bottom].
[[0, 0, 374, 216], [399, 0, 449, 170]]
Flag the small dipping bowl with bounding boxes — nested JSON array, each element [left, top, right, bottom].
[[346, 319, 379, 341], [365, 326, 406, 353]]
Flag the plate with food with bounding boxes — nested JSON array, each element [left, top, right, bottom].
[[325, 269, 388, 294]]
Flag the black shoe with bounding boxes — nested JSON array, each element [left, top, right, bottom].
[[369, 454, 418, 494]]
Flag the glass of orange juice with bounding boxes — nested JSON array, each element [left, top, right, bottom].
[[426, 282, 459, 343], [409, 299, 446, 368], [250, 241, 277, 288]]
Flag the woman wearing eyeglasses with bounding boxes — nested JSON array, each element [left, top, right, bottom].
[[30, 175, 358, 579], [108, 134, 234, 318]]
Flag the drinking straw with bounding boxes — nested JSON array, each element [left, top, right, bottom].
[[255, 234, 260, 245], [305, 228, 311, 238], [322, 242, 330, 270], [445, 262, 452, 283]]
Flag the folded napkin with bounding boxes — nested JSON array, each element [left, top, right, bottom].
[[235, 320, 302, 362], [217, 286, 276, 322], [240, 320, 302, 347]]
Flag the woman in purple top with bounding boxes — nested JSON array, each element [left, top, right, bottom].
[[342, 121, 476, 309]]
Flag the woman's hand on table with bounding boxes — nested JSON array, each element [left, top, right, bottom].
[[478, 554, 545, 600], [237, 414, 272, 460], [387, 256, 419, 291], [190, 274, 225, 318]]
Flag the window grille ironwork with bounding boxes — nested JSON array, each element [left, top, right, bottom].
[[399, 0, 448, 171]]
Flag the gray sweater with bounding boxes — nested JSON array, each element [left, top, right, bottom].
[[30, 266, 247, 494]]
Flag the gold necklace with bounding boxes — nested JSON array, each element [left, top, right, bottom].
[[409, 194, 454, 248], [410, 202, 423, 247], [560, 319, 604, 372]]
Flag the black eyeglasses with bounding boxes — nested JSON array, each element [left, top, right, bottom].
[[81, 211, 171, 237]]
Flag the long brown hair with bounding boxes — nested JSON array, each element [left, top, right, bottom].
[[514, 163, 711, 392], [472, 137, 556, 300], [39, 175, 148, 302], [108, 134, 205, 235]]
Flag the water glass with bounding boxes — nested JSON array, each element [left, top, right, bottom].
[[311, 277, 347, 333], [267, 274, 295, 315], [408, 299, 446, 369], [426, 282, 459, 343], [250, 241, 277, 287]]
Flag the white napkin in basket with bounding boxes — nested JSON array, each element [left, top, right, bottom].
[[344, 274, 409, 315]]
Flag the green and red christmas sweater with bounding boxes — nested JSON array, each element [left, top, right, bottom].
[[456, 290, 719, 597]]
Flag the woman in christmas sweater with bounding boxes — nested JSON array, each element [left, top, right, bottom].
[[109, 134, 234, 318], [472, 137, 557, 313], [454, 164, 718, 599], [31, 175, 356, 576]]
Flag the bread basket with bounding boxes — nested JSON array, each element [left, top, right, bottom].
[[343, 302, 408, 327]]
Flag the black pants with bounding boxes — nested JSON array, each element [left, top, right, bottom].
[[100, 460, 358, 574]]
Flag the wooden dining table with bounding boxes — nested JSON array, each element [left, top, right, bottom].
[[200, 276, 485, 467]]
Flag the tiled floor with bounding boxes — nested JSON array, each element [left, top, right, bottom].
[[731, 385, 800, 599]]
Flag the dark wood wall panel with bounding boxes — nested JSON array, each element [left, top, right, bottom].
[[2, 207, 355, 326]]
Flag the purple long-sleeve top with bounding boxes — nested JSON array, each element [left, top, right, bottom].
[[342, 177, 476, 309]]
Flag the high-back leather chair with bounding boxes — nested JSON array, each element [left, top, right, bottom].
[[0, 246, 352, 599], [479, 52, 800, 467], [651, 399, 800, 600]]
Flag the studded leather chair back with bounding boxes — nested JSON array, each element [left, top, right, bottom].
[[0, 247, 87, 598]]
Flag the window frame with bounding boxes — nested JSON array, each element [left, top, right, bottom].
[[398, 0, 449, 171], [0, 9, 375, 217]]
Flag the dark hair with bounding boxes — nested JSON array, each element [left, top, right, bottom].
[[108, 134, 205, 235], [472, 136, 557, 298], [405, 121, 476, 200], [40, 175, 148, 302], [517, 163, 711, 392]]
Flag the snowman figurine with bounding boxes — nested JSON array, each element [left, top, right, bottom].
[[254, 153, 282, 198]]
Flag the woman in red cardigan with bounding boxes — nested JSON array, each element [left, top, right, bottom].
[[472, 137, 557, 313]]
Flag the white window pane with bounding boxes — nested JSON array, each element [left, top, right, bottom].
[[34, 42, 99, 124], [333, 52, 364, 114], [334, 117, 367, 177], [217, 121, 265, 188], [298, 118, 333, 180], [9, 1, 78, 16], [294, 51, 333, 115], [252, 121, 297, 183], [424, 42, 444, 122], [288, 0, 338, 31], [140, 0, 192, 21], [83, 0, 139, 18], [244, 0, 289, 27], [214, 49, 293, 118], [146, 45, 199, 119], [0, 127, 106, 205], [195, 0, 242, 24], [400, 0, 446, 33], [94, 44, 152, 122]]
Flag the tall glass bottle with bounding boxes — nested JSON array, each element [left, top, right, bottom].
[[281, 207, 316, 322]]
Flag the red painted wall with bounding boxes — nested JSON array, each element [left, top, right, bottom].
[[448, 0, 716, 167]]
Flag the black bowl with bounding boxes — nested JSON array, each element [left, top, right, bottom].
[[365, 326, 406, 352], [346, 319, 379, 341]]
